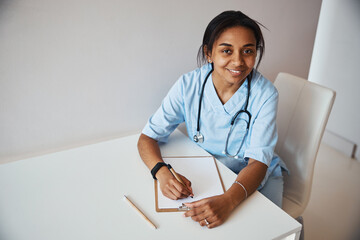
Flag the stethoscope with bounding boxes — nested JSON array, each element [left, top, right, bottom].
[[193, 65, 252, 159]]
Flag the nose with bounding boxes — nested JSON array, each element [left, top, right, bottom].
[[232, 52, 245, 66]]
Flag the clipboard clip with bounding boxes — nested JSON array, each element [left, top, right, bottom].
[[178, 203, 190, 211]]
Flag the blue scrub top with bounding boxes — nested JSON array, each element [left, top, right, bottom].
[[142, 63, 287, 189]]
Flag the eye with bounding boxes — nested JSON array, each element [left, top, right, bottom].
[[222, 49, 232, 54], [243, 49, 255, 54]]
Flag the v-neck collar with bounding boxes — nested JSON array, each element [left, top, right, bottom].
[[204, 74, 249, 115]]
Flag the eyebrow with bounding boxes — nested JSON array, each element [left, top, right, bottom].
[[219, 43, 256, 47]]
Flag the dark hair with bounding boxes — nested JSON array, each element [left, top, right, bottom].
[[197, 10, 265, 69]]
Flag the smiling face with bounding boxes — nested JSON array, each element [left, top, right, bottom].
[[206, 26, 257, 90]]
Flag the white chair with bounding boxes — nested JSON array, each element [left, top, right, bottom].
[[274, 72, 336, 219]]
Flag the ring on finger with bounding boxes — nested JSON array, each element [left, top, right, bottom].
[[204, 218, 209, 225]]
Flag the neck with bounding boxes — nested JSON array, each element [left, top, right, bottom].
[[212, 76, 246, 105]]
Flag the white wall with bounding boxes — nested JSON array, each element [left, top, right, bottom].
[[309, 0, 360, 159], [0, 0, 322, 164]]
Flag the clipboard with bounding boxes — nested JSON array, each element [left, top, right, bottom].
[[154, 156, 226, 212]]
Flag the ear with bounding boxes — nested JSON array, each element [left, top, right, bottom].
[[203, 45, 212, 61]]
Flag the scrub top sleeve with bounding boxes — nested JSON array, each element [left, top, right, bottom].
[[244, 91, 279, 167], [142, 77, 185, 143]]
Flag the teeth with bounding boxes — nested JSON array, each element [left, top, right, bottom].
[[229, 69, 241, 73]]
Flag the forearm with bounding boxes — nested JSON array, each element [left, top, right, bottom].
[[137, 133, 173, 180], [137, 133, 193, 198], [224, 158, 267, 209], [137, 133, 164, 170]]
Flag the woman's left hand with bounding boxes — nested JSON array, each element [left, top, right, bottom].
[[183, 194, 234, 229]]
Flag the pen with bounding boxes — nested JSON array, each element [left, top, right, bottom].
[[167, 164, 194, 198], [123, 195, 157, 229]]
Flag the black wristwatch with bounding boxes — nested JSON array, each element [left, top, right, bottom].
[[151, 162, 169, 180]]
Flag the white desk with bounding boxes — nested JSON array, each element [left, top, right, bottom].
[[0, 130, 301, 240]]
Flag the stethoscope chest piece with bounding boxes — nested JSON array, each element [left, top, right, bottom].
[[193, 131, 204, 143]]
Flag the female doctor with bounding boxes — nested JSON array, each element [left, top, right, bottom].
[[137, 10, 286, 229]]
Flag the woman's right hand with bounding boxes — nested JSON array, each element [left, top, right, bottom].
[[156, 167, 193, 200]]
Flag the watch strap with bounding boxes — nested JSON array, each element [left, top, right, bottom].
[[151, 162, 169, 180]]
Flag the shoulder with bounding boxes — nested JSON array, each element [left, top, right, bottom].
[[251, 70, 278, 99], [167, 64, 212, 100], [178, 63, 213, 91]]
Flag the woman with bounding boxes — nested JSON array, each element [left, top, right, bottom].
[[137, 10, 287, 229]]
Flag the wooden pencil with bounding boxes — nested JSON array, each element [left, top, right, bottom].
[[123, 195, 157, 229]]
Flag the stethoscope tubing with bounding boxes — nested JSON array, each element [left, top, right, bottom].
[[196, 67, 214, 132], [194, 65, 253, 158]]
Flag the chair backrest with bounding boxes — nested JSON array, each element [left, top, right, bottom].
[[274, 72, 335, 218]]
